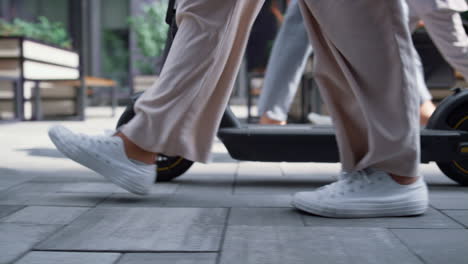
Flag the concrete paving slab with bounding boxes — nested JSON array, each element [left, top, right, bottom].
[[97, 193, 169, 207], [0, 205, 24, 219], [220, 226, 422, 264], [0, 190, 111, 207], [228, 208, 303, 226], [25, 168, 108, 183], [174, 163, 237, 195], [21, 192, 111, 207], [117, 253, 217, 264], [35, 207, 227, 252], [302, 208, 463, 228], [14, 251, 121, 264], [57, 182, 128, 193], [234, 162, 284, 194], [428, 186, 468, 195], [442, 210, 468, 228], [99, 193, 292, 208], [0, 182, 111, 206], [1, 206, 89, 225], [429, 190, 468, 210], [162, 194, 293, 208], [57, 181, 178, 194], [0, 223, 58, 264], [0, 168, 33, 192], [280, 162, 340, 180], [235, 162, 337, 195], [392, 229, 468, 264]]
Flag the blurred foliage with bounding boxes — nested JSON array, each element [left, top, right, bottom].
[[461, 11, 468, 21], [102, 30, 129, 92], [0, 16, 72, 48], [128, 1, 168, 75]]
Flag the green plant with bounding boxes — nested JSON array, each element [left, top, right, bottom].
[[128, 1, 169, 75], [0, 16, 72, 48], [102, 30, 130, 92], [462, 11, 468, 22]]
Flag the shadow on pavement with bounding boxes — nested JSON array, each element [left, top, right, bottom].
[[16, 148, 65, 159]]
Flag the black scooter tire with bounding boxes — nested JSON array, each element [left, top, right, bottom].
[[116, 102, 194, 183], [428, 88, 468, 186]]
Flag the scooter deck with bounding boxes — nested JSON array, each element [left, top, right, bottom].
[[217, 125, 467, 163]]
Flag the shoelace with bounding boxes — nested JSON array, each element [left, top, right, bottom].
[[339, 170, 372, 184], [320, 170, 373, 197], [77, 133, 119, 148]]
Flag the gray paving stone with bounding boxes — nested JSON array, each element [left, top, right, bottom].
[[302, 208, 463, 228], [1, 206, 89, 225], [100, 193, 292, 208], [117, 253, 217, 264], [27, 169, 108, 183], [97, 193, 169, 207], [220, 226, 422, 264], [0, 223, 58, 264], [162, 194, 293, 208], [174, 163, 237, 195], [280, 162, 340, 180], [235, 162, 290, 195], [429, 189, 468, 209], [15, 147, 65, 159], [210, 140, 237, 163], [36, 207, 227, 251], [57, 182, 128, 193], [0, 182, 111, 206], [0, 168, 33, 191], [58, 182, 178, 194], [14, 251, 121, 264], [229, 208, 303, 226], [0, 205, 24, 219], [235, 162, 333, 195], [392, 229, 468, 264], [443, 210, 468, 228], [428, 186, 468, 195]]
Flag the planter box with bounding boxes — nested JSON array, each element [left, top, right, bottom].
[[0, 36, 81, 120]]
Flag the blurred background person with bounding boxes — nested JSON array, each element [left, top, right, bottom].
[[258, 0, 468, 126]]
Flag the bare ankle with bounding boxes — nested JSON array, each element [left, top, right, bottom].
[[420, 100, 436, 126], [390, 174, 420, 185], [115, 132, 157, 165], [259, 115, 286, 125]]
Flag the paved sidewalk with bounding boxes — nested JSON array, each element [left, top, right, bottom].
[[0, 107, 467, 264]]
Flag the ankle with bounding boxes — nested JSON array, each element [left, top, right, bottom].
[[259, 115, 286, 125], [390, 174, 420, 185], [115, 132, 157, 165], [420, 100, 436, 125]]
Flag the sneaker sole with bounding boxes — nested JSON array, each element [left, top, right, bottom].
[[292, 198, 428, 218]]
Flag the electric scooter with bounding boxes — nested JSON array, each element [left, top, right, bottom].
[[117, 2, 468, 186]]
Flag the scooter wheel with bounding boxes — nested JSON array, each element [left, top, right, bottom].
[[435, 103, 468, 186], [116, 103, 194, 183]]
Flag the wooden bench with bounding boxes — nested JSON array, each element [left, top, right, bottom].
[[0, 37, 119, 121], [31, 76, 118, 120], [52, 76, 118, 117]]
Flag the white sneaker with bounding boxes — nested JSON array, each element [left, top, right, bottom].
[[48, 125, 156, 195], [292, 169, 428, 218], [307, 112, 333, 126]]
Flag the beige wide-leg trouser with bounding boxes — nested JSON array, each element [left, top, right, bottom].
[[120, 0, 265, 163], [299, 0, 420, 177], [121, 0, 421, 177]]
